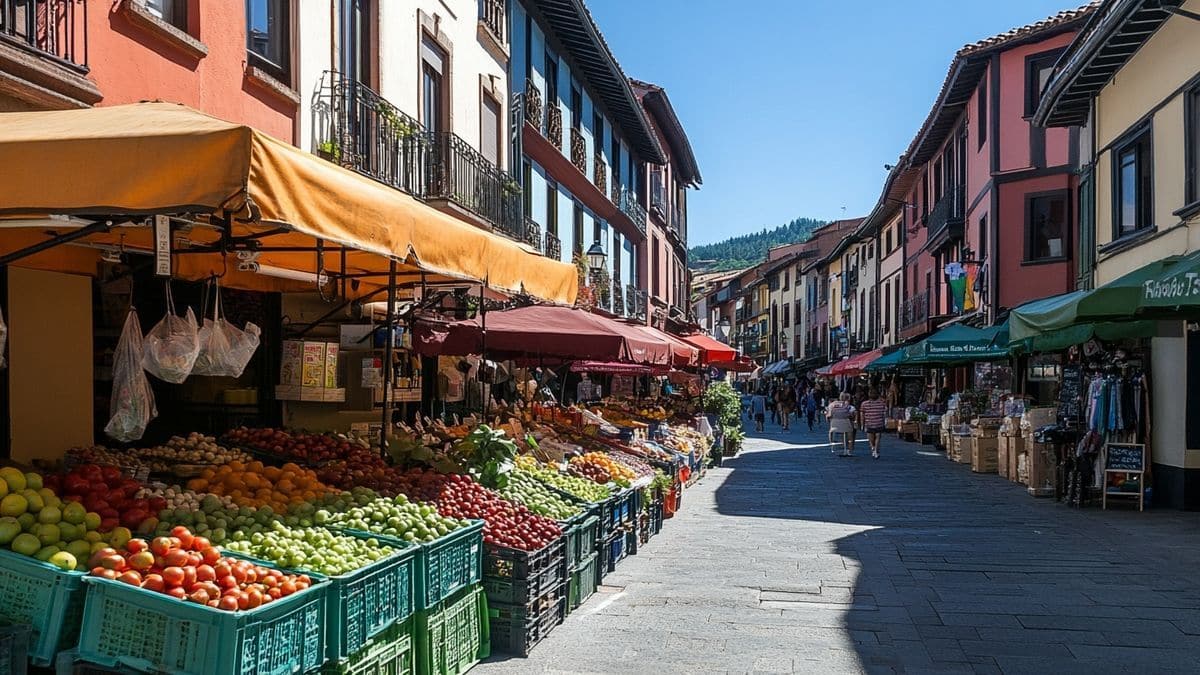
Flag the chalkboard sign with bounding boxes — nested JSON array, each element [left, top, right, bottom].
[[1105, 443, 1144, 472], [1057, 365, 1083, 423]]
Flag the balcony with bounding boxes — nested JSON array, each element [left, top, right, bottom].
[[479, 0, 505, 43], [545, 104, 563, 150], [926, 185, 965, 252], [1, 0, 86, 69], [626, 284, 647, 321], [592, 154, 608, 195], [611, 183, 647, 235], [523, 216, 542, 252], [525, 78, 542, 136], [544, 230, 562, 261], [569, 127, 587, 175], [900, 288, 930, 332], [612, 278, 625, 315], [312, 72, 524, 244]]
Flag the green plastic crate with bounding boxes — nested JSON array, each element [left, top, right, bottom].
[[315, 536, 419, 661], [0, 549, 86, 667], [321, 619, 412, 675], [414, 585, 489, 675], [568, 554, 598, 612], [75, 575, 327, 675], [0, 623, 30, 675], [415, 521, 484, 611], [572, 515, 599, 566]]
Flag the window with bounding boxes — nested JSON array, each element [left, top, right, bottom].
[[146, 0, 187, 31], [1187, 85, 1200, 206], [782, 303, 790, 327], [883, 282, 891, 335], [978, 214, 988, 261], [593, 111, 604, 150], [885, 227, 893, 253], [480, 94, 501, 165], [1027, 192, 1068, 261], [573, 204, 584, 255], [782, 269, 789, 290], [420, 36, 448, 133], [611, 136, 621, 186], [794, 300, 801, 325], [246, 0, 290, 81], [1025, 49, 1064, 117], [344, 0, 373, 86], [1112, 126, 1153, 239], [544, 53, 558, 104], [545, 179, 558, 236], [522, 161, 532, 216], [570, 85, 582, 130], [977, 78, 987, 149]]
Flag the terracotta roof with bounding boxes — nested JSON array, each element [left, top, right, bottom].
[[630, 79, 702, 186], [958, 3, 1100, 56]]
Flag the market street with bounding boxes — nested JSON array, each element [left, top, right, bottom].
[[478, 425, 1200, 674]]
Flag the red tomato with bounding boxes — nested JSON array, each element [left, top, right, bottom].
[[181, 566, 198, 589], [201, 548, 221, 565], [279, 580, 297, 596], [162, 567, 186, 587], [218, 574, 238, 590], [99, 555, 126, 572], [150, 537, 173, 557], [218, 595, 240, 611], [125, 539, 149, 554], [91, 567, 119, 580], [195, 565, 216, 583], [187, 589, 210, 605], [191, 536, 211, 552], [140, 574, 165, 593], [127, 551, 155, 571], [117, 571, 142, 586], [163, 550, 190, 568], [214, 562, 232, 578], [170, 527, 194, 550], [165, 586, 187, 600], [267, 587, 282, 600], [245, 590, 263, 609]]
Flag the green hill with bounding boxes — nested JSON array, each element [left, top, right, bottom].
[[689, 217, 824, 271]]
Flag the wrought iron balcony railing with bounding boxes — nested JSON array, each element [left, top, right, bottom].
[[626, 284, 647, 321], [312, 71, 524, 244], [525, 78, 542, 134], [523, 216, 542, 251], [569, 127, 587, 175], [544, 230, 562, 261], [927, 184, 965, 246], [593, 154, 608, 195], [900, 288, 930, 331], [612, 183, 647, 235], [612, 278, 625, 315], [545, 104, 563, 149], [0, 0, 87, 70], [479, 0, 505, 43]]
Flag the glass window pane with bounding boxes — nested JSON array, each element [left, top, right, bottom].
[[1120, 151, 1138, 234]]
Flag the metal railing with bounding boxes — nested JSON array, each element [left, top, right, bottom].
[[612, 278, 625, 315], [545, 104, 563, 149], [312, 71, 523, 242], [612, 183, 647, 235], [593, 154, 608, 195], [626, 284, 647, 321], [544, 230, 562, 261], [900, 288, 930, 330], [523, 216, 542, 251], [569, 127, 587, 175], [524, 78, 542, 134], [927, 184, 965, 244], [0, 0, 87, 70], [479, 0, 505, 43]]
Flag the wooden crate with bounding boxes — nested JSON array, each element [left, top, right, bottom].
[[971, 437, 998, 473], [898, 422, 920, 441], [1027, 441, 1057, 497], [1000, 435, 1025, 481], [950, 435, 972, 463]]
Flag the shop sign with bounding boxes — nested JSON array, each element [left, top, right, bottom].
[[1143, 273, 1200, 302], [1103, 443, 1146, 512], [154, 215, 171, 277], [897, 367, 924, 378]]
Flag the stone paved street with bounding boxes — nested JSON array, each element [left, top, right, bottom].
[[476, 422, 1200, 674]]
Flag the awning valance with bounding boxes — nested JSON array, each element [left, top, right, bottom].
[[904, 323, 1010, 364], [679, 333, 737, 364], [0, 103, 577, 303], [828, 349, 883, 376]]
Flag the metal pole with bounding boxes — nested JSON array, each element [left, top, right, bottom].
[[0, 221, 111, 266], [381, 259, 397, 454], [480, 281, 488, 420]]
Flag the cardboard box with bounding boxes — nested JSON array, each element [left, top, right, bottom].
[[972, 436, 998, 473], [324, 343, 339, 389], [951, 435, 972, 463], [1027, 441, 1057, 497], [279, 341, 303, 385], [1000, 435, 1025, 481]]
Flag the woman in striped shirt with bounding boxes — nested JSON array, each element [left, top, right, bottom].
[[858, 387, 889, 459]]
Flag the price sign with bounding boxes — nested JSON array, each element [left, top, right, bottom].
[[1103, 443, 1145, 511], [154, 215, 172, 277]]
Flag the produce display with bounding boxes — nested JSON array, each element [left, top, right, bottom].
[[223, 521, 397, 576], [1, 468, 123, 571], [225, 427, 370, 466], [185, 461, 332, 512], [494, 472, 582, 522], [67, 435, 253, 475], [88, 526, 314, 610], [606, 450, 656, 479], [570, 453, 636, 488], [152, 494, 277, 546], [514, 456, 613, 503], [305, 488, 471, 544], [45, 464, 163, 532]]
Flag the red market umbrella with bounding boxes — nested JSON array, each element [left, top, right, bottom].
[[709, 355, 756, 372], [679, 333, 737, 364], [570, 361, 670, 375], [627, 324, 699, 366], [827, 349, 884, 377]]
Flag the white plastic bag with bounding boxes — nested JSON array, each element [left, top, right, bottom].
[[194, 280, 261, 377], [141, 283, 200, 383], [0, 307, 7, 369], [105, 309, 157, 442]]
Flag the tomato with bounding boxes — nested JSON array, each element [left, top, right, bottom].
[[91, 567, 119, 580], [162, 567, 186, 587], [218, 574, 238, 589], [117, 571, 142, 586], [261, 575, 278, 589], [125, 539, 149, 554], [245, 590, 264, 609], [141, 574, 165, 593], [191, 536, 211, 552], [237, 592, 251, 610], [201, 548, 221, 565], [195, 565, 216, 583], [170, 526, 194, 550], [150, 537, 173, 557], [213, 562, 232, 578], [182, 566, 198, 589], [218, 595, 240, 611], [127, 551, 155, 571], [230, 564, 248, 584], [187, 589, 210, 605], [267, 587, 282, 600], [166, 586, 187, 600], [206, 599, 220, 608], [163, 550, 190, 568], [99, 555, 127, 572], [279, 580, 297, 596]]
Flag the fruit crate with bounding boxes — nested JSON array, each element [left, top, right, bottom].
[[487, 595, 566, 656], [561, 512, 599, 571], [0, 548, 86, 667], [481, 557, 564, 607], [483, 536, 565, 583], [598, 532, 625, 578], [0, 624, 30, 675], [567, 553, 598, 613], [53, 651, 128, 675], [320, 618, 413, 675], [648, 500, 664, 538], [74, 574, 327, 675], [414, 584, 489, 675], [415, 520, 484, 611], [312, 536, 419, 661]]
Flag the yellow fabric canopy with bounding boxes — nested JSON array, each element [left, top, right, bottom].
[[0, 102, 577, 304]]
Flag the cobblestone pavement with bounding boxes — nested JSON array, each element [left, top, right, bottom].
[[475, 422, 1200, 674]]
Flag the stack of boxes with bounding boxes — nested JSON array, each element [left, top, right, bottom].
[[277, 340, 344, 402], [1019, 407, 1058, 496], [998, 415, 1024, 481], [970, 417, 1000, 473]]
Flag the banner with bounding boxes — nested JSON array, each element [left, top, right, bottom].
[[963, 261, 980, 312], [945, 261, 981, 314]]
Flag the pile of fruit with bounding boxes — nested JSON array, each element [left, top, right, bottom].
[[89, 526, 314, 610], [185, 461, 332, 512], [225, 427, 369, 466], [152, 494, 279, 546], [494, 471, 583, 522], [223, 521, 397, 576], [514, 456, 612, 502], [306, 488, 470, 544], [44, 464, 161, 532], [607, 450, 656, 479], [1, 467, 119, 571], [570, 452, 636, 488], [66, 436, 252, 475]]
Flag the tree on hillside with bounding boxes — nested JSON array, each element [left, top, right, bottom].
[[688, 217, 824, 271]]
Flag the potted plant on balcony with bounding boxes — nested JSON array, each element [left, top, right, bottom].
[[316, 140, 342, 162], [573, 254, 595, 310]]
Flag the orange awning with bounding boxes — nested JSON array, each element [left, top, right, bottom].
[[0, 103, 577, 304]]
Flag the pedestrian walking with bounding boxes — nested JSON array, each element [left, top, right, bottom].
[[803, 388, 818, 431], [826, 393, 856, 456], [859, 387, 889, 459], [778, 385, 795, 431], [750, 389, 767, 433], [768, 384, 779, 425]]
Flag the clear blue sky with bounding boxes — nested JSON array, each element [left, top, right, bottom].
[[586, 0, 1083, 246]]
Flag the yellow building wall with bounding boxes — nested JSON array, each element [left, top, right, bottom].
[[827, 258, 843, 327]]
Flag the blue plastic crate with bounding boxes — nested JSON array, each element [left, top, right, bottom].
[[0, 624, 30, 675], [415, 522, 484, 611], [75, 574, 327, 675], [0, 549, 86, 667]]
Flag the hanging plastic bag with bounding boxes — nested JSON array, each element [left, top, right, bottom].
[[0, 307, 8, 369], [105, 308, 157, 442], [194, 279, 261, 377], [141, 282, 200, 383]]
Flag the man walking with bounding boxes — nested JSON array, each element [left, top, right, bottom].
[[803, 388, 819, 431], [750, 388, 768, 433], [859, 387, 889, 459]]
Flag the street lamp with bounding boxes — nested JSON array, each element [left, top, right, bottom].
[[586, 240, 607, 274], [716, 316, 731, 342]]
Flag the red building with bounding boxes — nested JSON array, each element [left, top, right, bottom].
[[894, 6, 1093, 340]]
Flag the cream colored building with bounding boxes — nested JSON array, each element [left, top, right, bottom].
[[1037, 0, 1200, 508]]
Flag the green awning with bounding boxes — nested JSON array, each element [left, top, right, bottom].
[[904, 323, 1011, 364], [1009, 257, 1182, 342], [864, 349, 905, 372], [1010, 320, 1157, 353], [1141, 250, 1200, 311]]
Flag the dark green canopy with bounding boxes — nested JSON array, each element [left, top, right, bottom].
[[904, 323, 1011, 364], [1141, 250, 1200, 310], [864, 349, 905, 372]]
